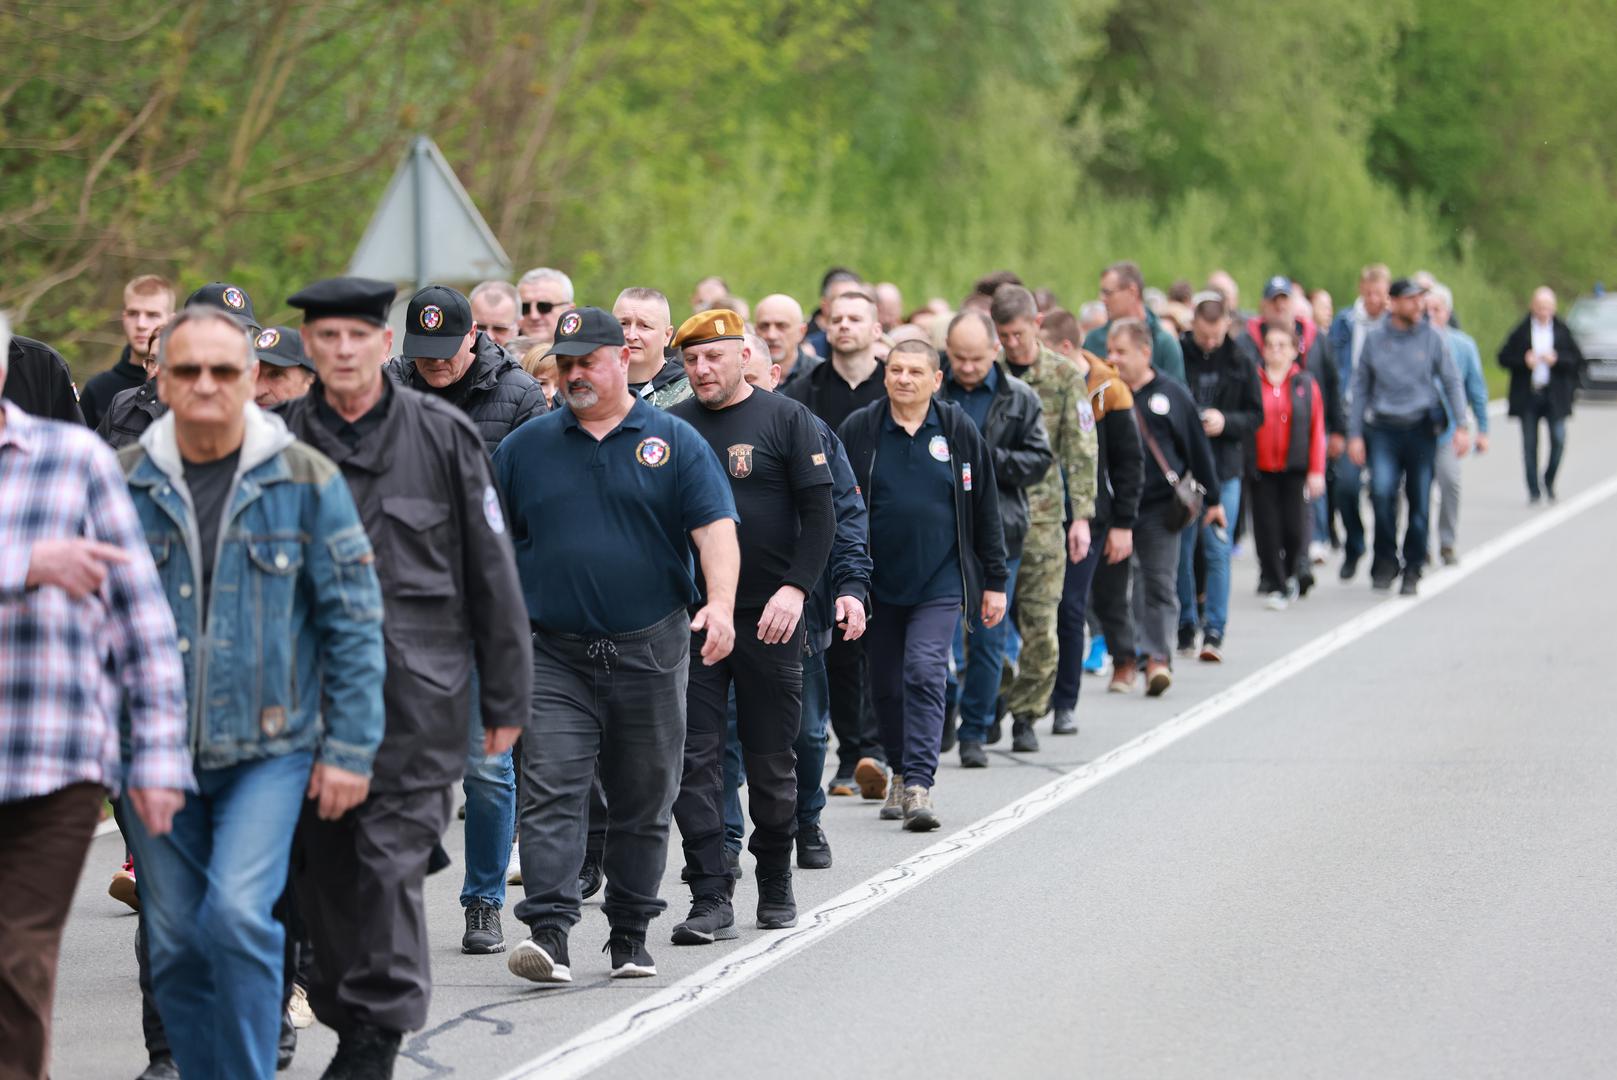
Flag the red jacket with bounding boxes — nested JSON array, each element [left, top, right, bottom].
[[1255, 363, 1326, 475]]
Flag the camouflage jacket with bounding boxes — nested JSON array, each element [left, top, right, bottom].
[[638, 354, 693, 410], [1012, 345, 1098, 523]]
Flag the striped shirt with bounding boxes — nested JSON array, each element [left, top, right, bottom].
[[0, 401, 191, 802]]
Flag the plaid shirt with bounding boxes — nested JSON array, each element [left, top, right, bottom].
[[0, 401, 192, 802]]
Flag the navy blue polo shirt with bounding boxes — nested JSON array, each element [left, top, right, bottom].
[[868, 406, 962, 607], [945, 363, 998, 433], [490, 398, 737, 635]]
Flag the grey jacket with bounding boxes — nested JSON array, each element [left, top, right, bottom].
[[1348, 321, 1468, 439]]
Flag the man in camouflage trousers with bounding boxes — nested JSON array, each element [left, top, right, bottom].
[[991, 286, 1098, 752]]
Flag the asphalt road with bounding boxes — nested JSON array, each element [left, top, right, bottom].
[[49, 399, 1617, 1080]]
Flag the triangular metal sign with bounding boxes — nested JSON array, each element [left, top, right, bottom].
[[348, 135, 511, 288]]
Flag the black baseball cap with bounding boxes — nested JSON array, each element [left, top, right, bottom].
[[1388, 277, 1427, 298], [287, 277, 396, 326], [252, 326, 313, 371], [404, 285, 473, 360], [545, 306, 626, 357], [188, 282, 259, 331]]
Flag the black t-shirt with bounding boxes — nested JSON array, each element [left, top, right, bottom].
[[671, 389, 833, 609], [183, 448, 242, 606], [817, 361, 887, 432]]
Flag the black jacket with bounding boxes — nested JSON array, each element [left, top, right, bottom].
[[943, 364, 1052, 559], [382, 332, 547, 457], [1086, 359, 1144, 530], [96, 380, 167, 449], [1132, 376, 1222, 512], [783, 356, 887, 430], [1498, 315, 1583, 420], [804, 418, 873, 656], [3, 336, 84, 424], [1179, 332, 1263, 484], [838, 398, 1008, 631], [80, 347, 147, 431], [282, 382, 533, 792]]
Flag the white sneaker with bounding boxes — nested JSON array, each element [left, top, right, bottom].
[[1264, 591, 1289, 611], [1309, 541, 1328, 565], [506, 841, 522, 886], [287, 983, 314, 1029]]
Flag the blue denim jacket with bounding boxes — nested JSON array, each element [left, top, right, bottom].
[[119, 405, 386, 775]]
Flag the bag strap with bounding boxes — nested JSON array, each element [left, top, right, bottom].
[[1132, 405, 1180, 485]]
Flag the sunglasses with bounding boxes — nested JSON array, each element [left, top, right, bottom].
[[167, 363, 249, 383], [522, 301, 559, 317]]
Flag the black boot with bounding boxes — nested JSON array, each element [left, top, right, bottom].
[[321, 1023, 402, 1080]]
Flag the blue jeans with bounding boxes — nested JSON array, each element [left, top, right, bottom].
[[461, 664, 515, 907], [124, 751, 312, 1080], [1367, 423, 1437, 574], [724, 648, 831, 846], [949, 557, 1020, 744], [1333, 457, 1365, 560], [1176, 477, 1239, 637]]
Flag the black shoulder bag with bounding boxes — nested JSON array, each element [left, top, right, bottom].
[[1134, 407, 1205, 532]]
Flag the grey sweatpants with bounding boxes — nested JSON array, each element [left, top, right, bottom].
[[1433, 438, 1461, 550], [1130, 508, 1185, 663]]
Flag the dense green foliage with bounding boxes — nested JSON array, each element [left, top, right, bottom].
[[3, 0, 1610, 381]]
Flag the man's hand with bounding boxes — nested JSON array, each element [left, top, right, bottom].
[[834, 595, 866, 641], [307, 763, 370, 821], [128, 788, 184, 836], [1202, 504, 1227, 529], [1544, 350, 1558, 367], [1306, 473, 1327, 500], [1348, 437, 1367, 467], [1104, 527, 1133, 564], [1475, 432, 1489, 454], [26, 539, 131, 600], [1067, 518, 1091, 564], [691, 603, 735, 666], [981, 590, 1007, 629], [1453, 429, 1472, 458], [482, 725, 522, 757], [1328, 433, 1346, 460], [1200, 408, 1225, 437], [757, 585, 805, 645]]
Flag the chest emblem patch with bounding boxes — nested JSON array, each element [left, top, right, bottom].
[[636, 436, 671, 468], [1149, 392, 1171, 416], [962, 462, 973, 491], [928, 435, 950, 462], [727, 443, 754, 479]]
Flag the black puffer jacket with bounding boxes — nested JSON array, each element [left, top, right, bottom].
[[383, 332, 547, 456], [96, 380, 167, 449]]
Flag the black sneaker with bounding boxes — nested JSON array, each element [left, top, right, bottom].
[[577, 854, 604, 900], [507, 926, 572, 983], [461, 899, 504, 954], [1050, 707, 1077, 735], [1297, 572, 1315, 598], [1370, 566, 1397, 591], [321, 1022, 402, 1080], [959, 740, 989, 768], [1011, 717, 1039, 753], [671, 894, 737, 945], [1339, 553, 1360, 581], [756, 870, 798, 929], [278, 1009, 297, 1070], [605, 933, 657, 978], [797, 825, 832, 870], [1176, 624, 1197, 655], [1400, 572, 1420, 596]]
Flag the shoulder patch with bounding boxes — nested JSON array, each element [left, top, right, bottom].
[[1076, 397, 1096, 433], [482, 484, 506, 534], [115, 441, 146, 477], [281, 440, 342, 486]]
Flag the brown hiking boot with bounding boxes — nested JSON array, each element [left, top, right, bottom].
[[854, 757, 889, 800], [1108, 657, 1138, 694]]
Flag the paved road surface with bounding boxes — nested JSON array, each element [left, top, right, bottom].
[[50, 400, 1617, 1079]]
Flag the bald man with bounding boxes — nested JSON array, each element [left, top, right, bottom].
[[755, 294, 818, 385], [1498, 286, 1583, 503]]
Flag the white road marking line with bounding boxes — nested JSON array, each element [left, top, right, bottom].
[[499, 472, 1617, 1080]]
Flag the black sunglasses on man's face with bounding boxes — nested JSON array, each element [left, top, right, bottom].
[[522, 301, 558, 316]]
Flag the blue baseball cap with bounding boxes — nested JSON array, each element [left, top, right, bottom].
[[1262, 275, 1293, 301]]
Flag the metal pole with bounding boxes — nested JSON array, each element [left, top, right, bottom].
[[412, 136, 429, 290]]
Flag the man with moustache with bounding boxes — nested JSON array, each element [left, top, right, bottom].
[[494, 306, 739, 983], [279, 277, 532, 1077], [668, 309, 835, 942]]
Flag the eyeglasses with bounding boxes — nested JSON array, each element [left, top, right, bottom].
[[167, 363, 249, 383], [476, 322, 514, 335], [522, 301, 558, 317]]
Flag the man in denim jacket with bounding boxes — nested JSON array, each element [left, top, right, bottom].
[[117, 306, 385, 1080]]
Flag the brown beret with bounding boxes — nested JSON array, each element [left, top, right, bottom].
[[673, 308, 745, 349]]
